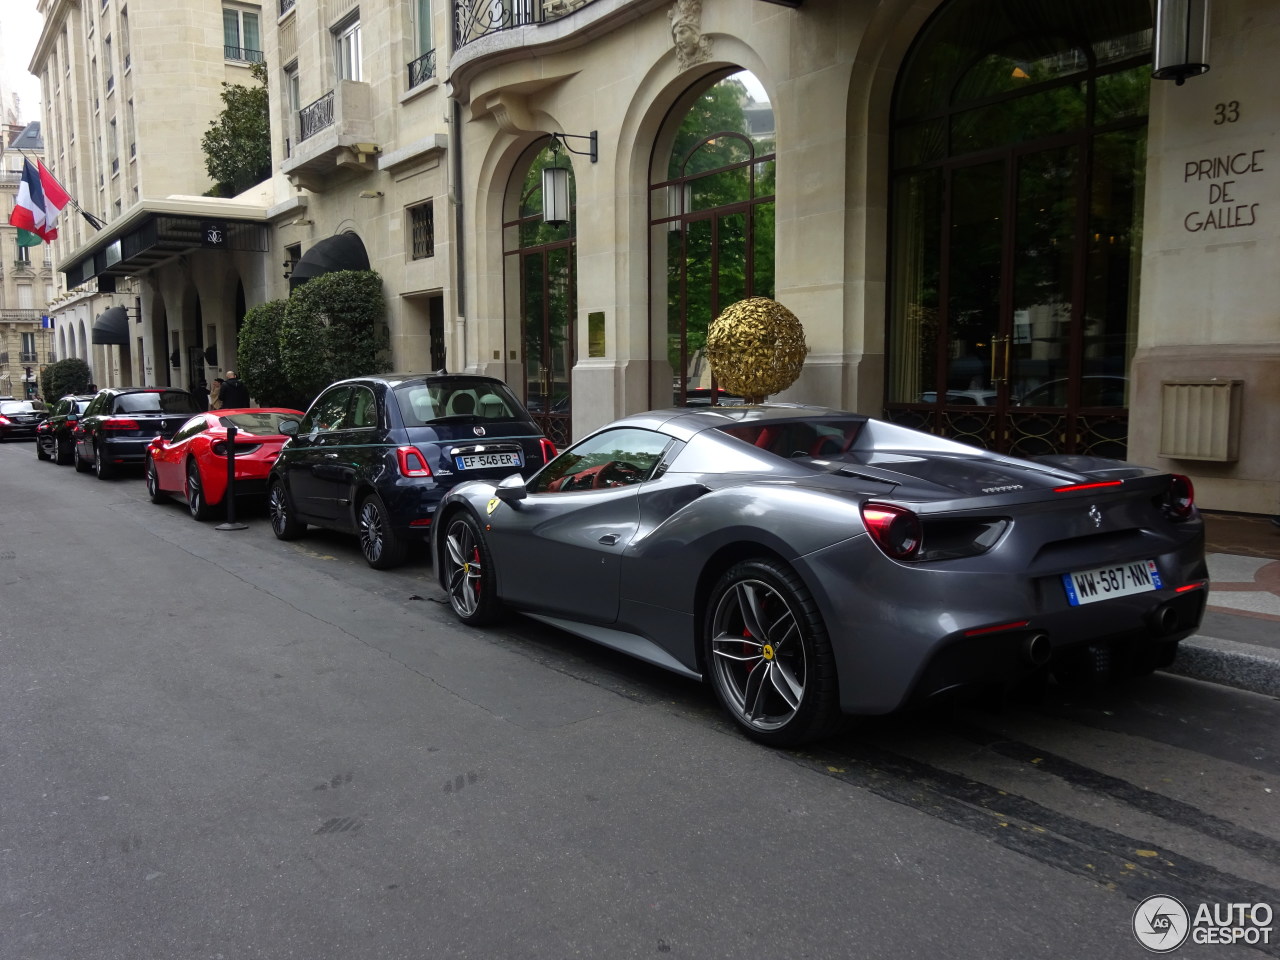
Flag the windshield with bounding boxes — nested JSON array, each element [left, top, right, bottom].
[[114, 391, 198, 414], [217, 412, 299, 435], [394, 380, 524, 426], [1, 401, 46, 414]]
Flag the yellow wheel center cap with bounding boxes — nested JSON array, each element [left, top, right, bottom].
[[761, 643, 775, 661]]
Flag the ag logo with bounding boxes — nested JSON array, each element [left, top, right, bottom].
[[1133, 895, 1190, 953]]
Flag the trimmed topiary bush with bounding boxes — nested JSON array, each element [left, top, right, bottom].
[[236, 299, 311, 410], [279, 270, 390, 401], [41, 357, 94, 399]]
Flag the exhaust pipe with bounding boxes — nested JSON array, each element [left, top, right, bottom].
[[1023, 632, 1052, 667], [1157, 606, 1179, 635]]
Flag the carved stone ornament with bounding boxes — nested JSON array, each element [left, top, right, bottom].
[[669, 0, 713, 70]]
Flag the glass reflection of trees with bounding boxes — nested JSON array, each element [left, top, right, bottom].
[[659, 71, 775, 404]]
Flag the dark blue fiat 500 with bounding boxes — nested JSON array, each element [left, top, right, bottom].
[[267, 373, 556, 568]]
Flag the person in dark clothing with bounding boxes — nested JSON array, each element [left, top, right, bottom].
[[218, 370, 250, 408], [191, 379, 210, 411]]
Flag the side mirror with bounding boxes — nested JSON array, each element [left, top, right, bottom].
[[495, 472, 528, 503], [278, 418, 300, 436]]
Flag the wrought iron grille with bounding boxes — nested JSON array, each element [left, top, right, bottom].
[[299, 91, 335, 142], [454, 0, 542, 49], [224, 45, 265, 63], [410, 202, 435, 259], [280, 0, 295, 13], [408, 49, 436, 89]]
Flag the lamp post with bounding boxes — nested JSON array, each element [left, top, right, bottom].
[[1153, 0, 1210, 85]]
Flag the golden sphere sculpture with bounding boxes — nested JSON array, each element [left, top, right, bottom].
[[704, 297, 808, 403]]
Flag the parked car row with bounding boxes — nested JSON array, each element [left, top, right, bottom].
[[15, 375, 1207, 747]]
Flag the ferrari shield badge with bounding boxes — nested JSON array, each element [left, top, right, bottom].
[[487, 497, 500, 515]]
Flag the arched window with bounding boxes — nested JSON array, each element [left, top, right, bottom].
[[887, 0, 1151, 457], [503, 137, 576, 446], [650, 70, 775, 405]]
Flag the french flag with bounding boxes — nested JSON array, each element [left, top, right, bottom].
[[8, 159, 70, 242]]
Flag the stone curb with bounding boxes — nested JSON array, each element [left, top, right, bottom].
[[1163, 635, 1280, 699]]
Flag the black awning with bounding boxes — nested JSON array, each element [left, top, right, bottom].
[[92, 305, 130, 345], [289, 232, 370, 291]]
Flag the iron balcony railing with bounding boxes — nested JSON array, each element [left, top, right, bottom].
[[19, 352, 38, 363], [298, 90, 335, 142], [408, 49, 436, 89], [225, 45, 265, 64], [453, 0, 598, 49]]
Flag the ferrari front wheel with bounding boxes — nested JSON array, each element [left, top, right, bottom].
[[145, 456, 167, 504], [704, 558, 842, 746], [443, 511, 502, 626]]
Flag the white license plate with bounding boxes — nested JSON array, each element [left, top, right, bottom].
[[1062, 559, 1163, 606], [456, 451, 522, 470]]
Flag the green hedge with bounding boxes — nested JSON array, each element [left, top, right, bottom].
[[40, 358, 93, 400]]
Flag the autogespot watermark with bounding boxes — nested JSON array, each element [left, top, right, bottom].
[[1132, 896, 1274, 952]]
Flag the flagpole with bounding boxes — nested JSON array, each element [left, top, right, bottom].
[[17, 148, 108, 231]]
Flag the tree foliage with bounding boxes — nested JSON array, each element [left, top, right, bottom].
[[41, 357, 93, 399], [278, 271, 391, 401], [201, 62, 271, 198]]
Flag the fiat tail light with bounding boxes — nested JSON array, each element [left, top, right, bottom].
[[397, 446, 432, 477]]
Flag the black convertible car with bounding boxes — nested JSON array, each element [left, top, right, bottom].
[[433, 405, 1207, 746]]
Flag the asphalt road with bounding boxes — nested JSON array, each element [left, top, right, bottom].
[[2, 439, 1278, 960]]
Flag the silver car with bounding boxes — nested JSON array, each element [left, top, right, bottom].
[[433, 405, 1207, 746]]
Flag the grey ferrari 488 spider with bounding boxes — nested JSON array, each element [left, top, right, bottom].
[[432, 405, 1206, 746]]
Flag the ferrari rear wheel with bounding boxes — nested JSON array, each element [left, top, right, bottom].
[[443, 511, 502, 626], [358, 494, 406, 569], [145, 456, 167, 504], [186, 459, 215, 521], [705, 559, 841, 746], [268, 479, 306, 540]]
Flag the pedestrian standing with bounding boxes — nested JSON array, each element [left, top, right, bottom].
[[191, 379, 210, 411], [218, 370, 250, 408], [210, 377, 223, 410]]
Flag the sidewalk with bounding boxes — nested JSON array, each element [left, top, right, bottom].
[[1163, 511, 1280, 697]]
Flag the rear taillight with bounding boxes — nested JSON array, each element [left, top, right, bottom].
[[66, 419, 78, 428], [397, 446, 432, 477], [1164, 473, 1195, 520], [102, 417, 140, 431], [539, 438, 558, 464], [0, 416, 9, 426], [861, 503, 923, 561]]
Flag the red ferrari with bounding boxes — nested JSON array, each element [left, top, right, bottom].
[[146, 408, 304, 521]]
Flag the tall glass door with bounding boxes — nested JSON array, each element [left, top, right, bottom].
[[521, 243, 574, 447]]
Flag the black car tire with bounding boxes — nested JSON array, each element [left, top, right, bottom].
[[442, 510, 503, 625], [36, 436, 51, 461], [73, 441, 91, 473], [268, 478, 306, 540], [93, 443, 115, 480], [358, 493, 407, 570], [704, 558, 842, 747], [185, 459, 215, 521], [53, 436, 72, 465], [145, 456, 168, 504]]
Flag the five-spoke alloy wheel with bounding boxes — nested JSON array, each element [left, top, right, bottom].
[[443, 511, 502, 625], [705, 558, 841, 746], [186, 460, 214, 521], [145, 456, 167, 504]]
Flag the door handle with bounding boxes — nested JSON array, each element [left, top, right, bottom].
[[598, 534, 620, 545], [324, 453, 339, 459]]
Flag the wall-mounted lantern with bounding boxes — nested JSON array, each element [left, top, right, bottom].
[[1153, 0, 1210, 85], [540, 131, 597, 226]]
